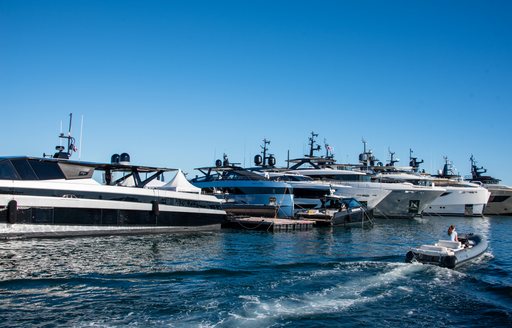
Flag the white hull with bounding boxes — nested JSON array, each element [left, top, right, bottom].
[[424, 185, 491, 216], [341, 181, 444, 218], [373, 188, 445, 218], [332, 184, 390, 211]]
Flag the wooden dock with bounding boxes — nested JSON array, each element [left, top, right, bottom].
[[222, 217, 315, 232]]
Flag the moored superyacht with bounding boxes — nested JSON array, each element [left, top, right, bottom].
[[249, 139, 341, 213], [363, 149, 446, 218], [466, 155, 512, 215], [251, 136, 390, 212], [0, 116, 226, 237], [285, 134, 442, 219], [372, 150, 490, 217], [190, 154, 295, 218], [422, 157, 491, 216]]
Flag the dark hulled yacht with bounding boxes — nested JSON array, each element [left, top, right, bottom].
[[466, 155, 512, 215], [190, 154, 295, 218], [0, 116, 226, 237]]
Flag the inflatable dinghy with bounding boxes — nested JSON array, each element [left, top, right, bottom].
[[405, 233, 487, 269]]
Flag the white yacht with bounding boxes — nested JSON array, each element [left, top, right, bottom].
[[0, 118, 226, 237], [283, 134, 444, 219], [250, 137, 390, 212], [421, 157, 491, 216], [270, 134, 388, 214], [283, 167, 390, 212], [465, 155, 512, 215]]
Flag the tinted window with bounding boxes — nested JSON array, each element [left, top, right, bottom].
[[11, 159, 38, 180], [318, 174, 370, 182], [490, 195, 510, 203], [343, 198, 362, 209], [29, 160, 65, 180], [0, 160, 19, 180], [222, 187, 291, 194]]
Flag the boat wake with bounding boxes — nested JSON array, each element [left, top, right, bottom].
[[216, 261, 427, 326]]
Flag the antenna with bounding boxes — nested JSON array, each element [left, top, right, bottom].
[[79, 115, 84, 160], [52, 113, 77, 159], [308, 131, 321, 157], [68, 113, 73, 137], [261, 138, 270, 166], [59, 120, 63, 147], [254, 138, 275, 167], [387, 147, 399, 166], [324, 138, 334, 159]]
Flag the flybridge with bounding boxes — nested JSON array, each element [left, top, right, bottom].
[[0, 156, 177, 188], [193, 154, 268, 182], [0, 112, 177, 188]]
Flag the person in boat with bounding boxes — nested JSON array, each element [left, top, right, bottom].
[[339, 202, 347, 211], [448, 224, 458, 242]]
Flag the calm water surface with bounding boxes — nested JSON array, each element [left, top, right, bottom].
[[0, 216, 511, 327]]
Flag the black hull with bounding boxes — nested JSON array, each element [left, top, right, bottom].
[[297, 209, 368, 227], [222, 204, 279, 218], [331, 210, 365, 226], [405, 250, 457, 268], [1, 206, 227, 227]]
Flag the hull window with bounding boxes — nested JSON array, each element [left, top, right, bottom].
[[489, 195, 510, 203]]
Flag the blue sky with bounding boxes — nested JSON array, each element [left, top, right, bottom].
[[1, 0, 511, 184]]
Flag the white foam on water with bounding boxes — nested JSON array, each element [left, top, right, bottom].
[[239, 295, 261, 303], [220, 261, 426, 325], [471, 251, 494, 264], [397, 285, 413, 293], [309, 268, 341, 278]]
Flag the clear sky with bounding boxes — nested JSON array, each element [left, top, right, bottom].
[[1, 0, 511, 184]]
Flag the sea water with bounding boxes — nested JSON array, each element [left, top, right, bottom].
[[0, 216, 511, 327]]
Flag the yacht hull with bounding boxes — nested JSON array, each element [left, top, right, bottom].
[[192, 181, 294, 218], [374, 189, 445, 219], [340, 182, 444, 219], [424, 186, 491, 216], [484, 186, 512, 215], [217, 193, 294, 218], [0, 180, 227, 233], [332, 185, 390, 211]]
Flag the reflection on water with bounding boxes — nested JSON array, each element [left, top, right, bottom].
[[0, 232, 225, 280], [0, 216, 511, 327]]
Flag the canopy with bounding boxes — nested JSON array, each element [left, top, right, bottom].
[[161, 170, 201, 194]]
